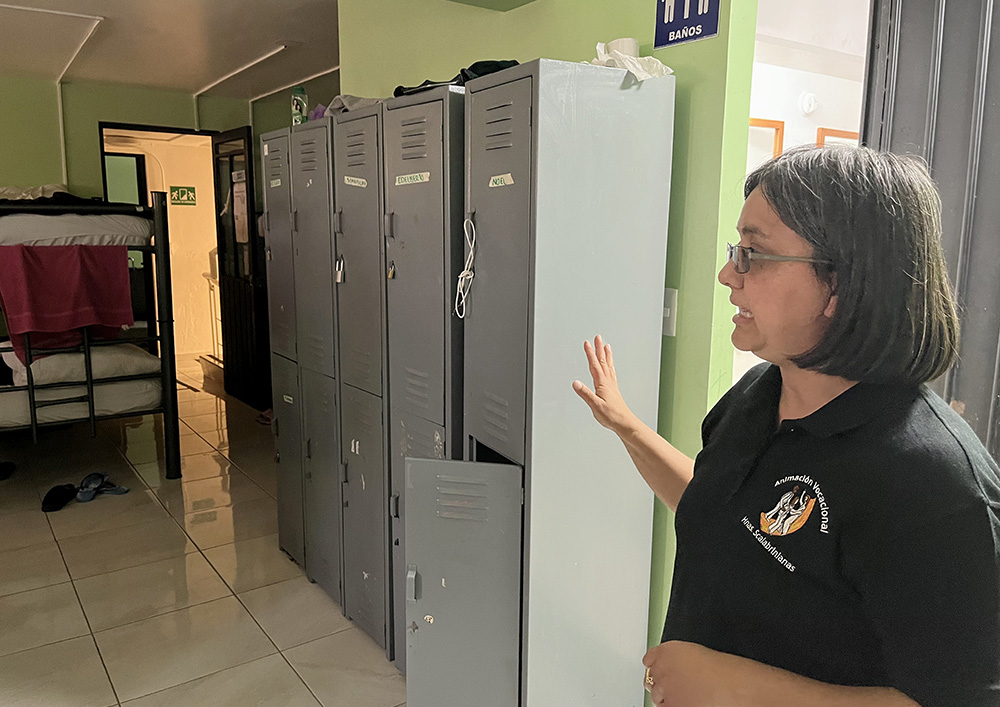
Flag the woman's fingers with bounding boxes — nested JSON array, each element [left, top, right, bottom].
[[584, 340, 605, 383], [605, 343, 615, 380]]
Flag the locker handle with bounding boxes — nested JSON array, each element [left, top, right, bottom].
[[341, 463, 348, 484], [333, 208, 343, 235], [291, 209, 298, 233], [265, 211, 270, 232], [383, 211, 394, 239], [273, 418, 279, 438], [305, 438, 312, 459], [390, 492, 399, 518], [406, 564, 418, 603]]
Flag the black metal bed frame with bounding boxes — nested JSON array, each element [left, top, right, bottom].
[[0, 192, 181, 479]]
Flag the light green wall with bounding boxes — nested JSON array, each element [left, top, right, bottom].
[[0, 76, 63, 187], [61, 82, 250, 198], [338, 0, 756, 660]]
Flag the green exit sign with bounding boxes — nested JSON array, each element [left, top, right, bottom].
[[170, 186, 196, 205]]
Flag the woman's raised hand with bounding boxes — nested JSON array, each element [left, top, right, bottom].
[[572, 335, 636, 435]]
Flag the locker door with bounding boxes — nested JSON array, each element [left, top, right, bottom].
[[334, 114, 384, 396], [301, 369, 343, 605], [465, 78, 533, 465], [262, 133, 296, 360], [405, 458, 523, 707], [389, 408, 447, 673], [385, 101, 447, 426], [271, 353, 304, 565], [341, 384, 387, 647], [291, 126, 336, 377]]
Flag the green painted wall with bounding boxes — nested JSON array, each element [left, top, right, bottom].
[[338, 0, 756, 662], [61, 82, 249, 198], [0, 76, 63, 187]]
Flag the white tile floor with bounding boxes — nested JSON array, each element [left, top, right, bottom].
[[0, 356, 406, 707]]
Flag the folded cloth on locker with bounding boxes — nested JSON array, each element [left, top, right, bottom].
[[392, 59, 519, 98], [0, 245, 132, 363], [324, 94, 383, 116]]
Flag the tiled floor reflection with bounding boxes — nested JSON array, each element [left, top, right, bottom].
[[0, 356, 406, 707]]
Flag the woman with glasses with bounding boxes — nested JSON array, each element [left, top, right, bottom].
[[574, 145, 1000, 707]]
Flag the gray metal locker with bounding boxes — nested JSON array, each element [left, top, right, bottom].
[[291, 119, 337, 378], [261, 130, 296, 361], [301, 368, 343, 605], [271, 352, 305, 566], [407, 60, 674, 707], [383, 86, 466, 673], [463, 76, 533, 466], [404, 458, 523, 707], [341, 383, 387, 648], [389, 409, 446, 673], [333, 107, 386, 396]]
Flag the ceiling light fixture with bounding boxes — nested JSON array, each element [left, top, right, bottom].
[[196, 44, 288, 96]]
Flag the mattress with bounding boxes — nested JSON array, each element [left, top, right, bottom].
[[0, 213, 152, 246], [0, 378, 162, 427], [0, 343, 163, 427]]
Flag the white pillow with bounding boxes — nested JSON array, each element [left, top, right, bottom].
[[2, 344, 160, 387]]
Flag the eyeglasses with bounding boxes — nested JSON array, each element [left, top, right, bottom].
[[726, 243, 833, 275]]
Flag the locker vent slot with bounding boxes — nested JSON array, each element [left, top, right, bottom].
[[304, 336, 328, 361], [401, 116, 427, 127], [401, 127, 428, 161], [481, 390, 511, 442], [403, 367, 430, 410], [436, 476, 489, 521], [484, 101, 515, 151], [345, 128, 368, 167], [298, 147, 319, 173]]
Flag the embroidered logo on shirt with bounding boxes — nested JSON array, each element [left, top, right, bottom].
[[760, 484, 816, 536]]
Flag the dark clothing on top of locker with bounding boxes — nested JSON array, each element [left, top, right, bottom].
[[663, 363, 1000, 707], [393, 60, 519, 97]]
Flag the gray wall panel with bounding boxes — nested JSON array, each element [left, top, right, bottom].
[[341, 383, 387, 648], [262, 132, 296, 361], [271, 353, 304, 565], [464, 76, 533, 465], [334, 113, 385, 396], [291, 124, 337, 377], [385, 102, 447, 426], [302, 368, 343, 605], [404, 458, 523, 707], [866, 0, 1000, 450], [389, 408, 447, 674]]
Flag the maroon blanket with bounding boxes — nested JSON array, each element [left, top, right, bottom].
[[0, 245, 133, 363]]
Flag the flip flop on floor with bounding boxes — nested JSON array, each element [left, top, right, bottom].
[[0, 461, 16, 481], [42, 484, 77, 512], [76, 472, 109, 503], [97, 480, 129, 496]]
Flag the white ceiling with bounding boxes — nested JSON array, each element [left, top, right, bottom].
[[0, 0, 340, 100]]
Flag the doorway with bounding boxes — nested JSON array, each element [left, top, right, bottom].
[[100, 124, 271, 411], [733, 0, 873, 384]]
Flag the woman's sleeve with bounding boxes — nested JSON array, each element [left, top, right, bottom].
[[844, 501, 1000, 707]]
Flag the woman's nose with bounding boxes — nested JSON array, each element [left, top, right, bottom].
[[718, 259, 741, 289]]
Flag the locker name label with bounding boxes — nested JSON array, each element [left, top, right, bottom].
[[395, 172, 431, 186], [269, 179, 282, 188], [489, 173, 515, 188], [344, 176, 368, 188]]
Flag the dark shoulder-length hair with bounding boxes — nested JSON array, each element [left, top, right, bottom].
[[744, 145, 959, 386]]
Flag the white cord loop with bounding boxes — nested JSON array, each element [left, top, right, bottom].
[[454, 216, 476, 319]]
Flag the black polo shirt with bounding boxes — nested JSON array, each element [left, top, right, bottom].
[[662, 364, 1000, 707]]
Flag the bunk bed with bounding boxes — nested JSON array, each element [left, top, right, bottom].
[[0, 191, 181, 479]]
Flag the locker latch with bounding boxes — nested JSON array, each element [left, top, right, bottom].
[[406, 564, 418, 603], [387, 260, 395, 280], [390, 492, 400, 518], [335, 257, 345, 283], [383, 211, 394, 239], [333, 208, 343, 235], [265, 246, 272, 262]]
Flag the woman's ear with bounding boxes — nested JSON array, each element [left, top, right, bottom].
[[823, 272, 838, 319]]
